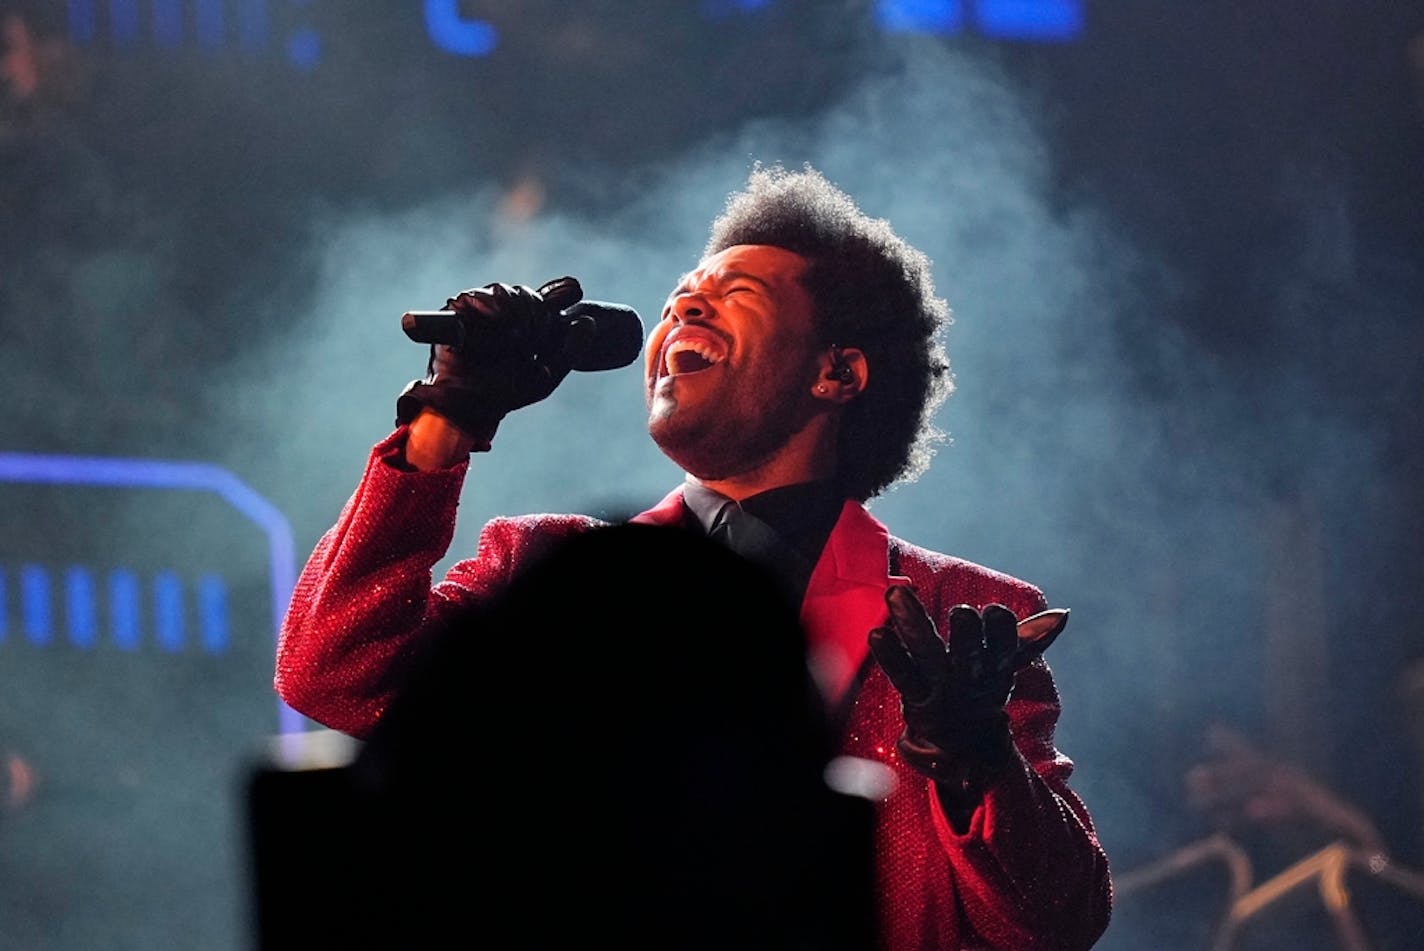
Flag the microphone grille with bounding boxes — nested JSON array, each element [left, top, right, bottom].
[[568, 301, 645, 371]]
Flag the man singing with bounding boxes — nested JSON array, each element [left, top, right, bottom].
[[275, 164, 1112, 949]]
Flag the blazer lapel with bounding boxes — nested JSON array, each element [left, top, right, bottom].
[[800, 501, 910, 705], [630, 487, 686, 527]]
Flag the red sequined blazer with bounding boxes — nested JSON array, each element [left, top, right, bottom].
[[276, 429, 1113, 950]]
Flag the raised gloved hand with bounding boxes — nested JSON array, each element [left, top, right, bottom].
[[868, 586, 1069, 797], [395, 276, 595, 450]]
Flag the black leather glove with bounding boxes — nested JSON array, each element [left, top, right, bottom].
[[860, 589, 1065, 808], [395, 276, 595, 449], [870, 588, 1069, 827], [869, 588, 1021, 791]]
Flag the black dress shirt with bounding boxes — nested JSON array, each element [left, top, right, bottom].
[[681, 480, 845, 610]]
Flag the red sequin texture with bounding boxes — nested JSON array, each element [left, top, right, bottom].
[[275, 429, 1112, 950], [841, 539, 1113, 950], [275, 429, 606, 736]]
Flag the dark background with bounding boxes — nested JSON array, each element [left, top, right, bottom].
[[2, 2, 1422, 948]]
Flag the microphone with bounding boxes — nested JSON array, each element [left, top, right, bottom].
[[401, 300, 644, 372]]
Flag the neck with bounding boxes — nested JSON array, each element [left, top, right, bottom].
[[689, 418, 837, 502]]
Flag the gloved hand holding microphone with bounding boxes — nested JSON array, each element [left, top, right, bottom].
[[396, 276, 643, 459]]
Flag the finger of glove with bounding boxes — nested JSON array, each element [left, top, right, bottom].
[[441, 285, 522, 361], [886, 585, 948, 664], [1015, 608, 1068, 667], [868, 625, 932, 705], [548, 314, 596, 372], [448, 284, 554, 367], [428, 342, 462, 380], [946, 605, 988, 680], [981, 604, 1019, 677], [536, 276, 584, 312], [501, 284, 550, 324], [444, 284, 511, 315], [506, 358, 566, 410], [448, 283, 547, 334], [952, 606, 1017, 716], [507, 308, 589, 406], [429, 342, 483, 384]]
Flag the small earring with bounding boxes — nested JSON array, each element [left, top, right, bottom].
[[816, 383, 828, 395]]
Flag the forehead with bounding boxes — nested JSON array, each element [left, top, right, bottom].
[[674, 244, 809, 290]]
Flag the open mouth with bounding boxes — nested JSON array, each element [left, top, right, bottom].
[[660, 335, 726, 377]]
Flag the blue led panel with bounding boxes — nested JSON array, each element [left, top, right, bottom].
[[0, 453, 307, 951], [109, 568, 141, 651], [0, 452, 300, 733], [65, 566, 98, 649], [21, 564, 50, 646]]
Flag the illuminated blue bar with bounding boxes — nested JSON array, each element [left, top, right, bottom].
[[976, 0, 1082, 40], [69, 0, 99, 43], [196, 0, 224, 48], [154, 571, 184, 652], [237, 0, 268, 52], [110, 569, 141, 651], [875, 0, 964, 33], [109, 0, 140, 44], [66, 567, 98, 649], [22, 565, 52, 646], [198, 574, 229, 654], [153, 0, 184, 47], [424, 0, 497, 57]]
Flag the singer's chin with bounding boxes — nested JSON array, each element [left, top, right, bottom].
[[648, 412, 719, 481], [646, 392, 677, 432], [647, 399, 693, 453]]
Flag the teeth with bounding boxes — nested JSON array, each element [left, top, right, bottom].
[[667, 339, 722, 364], [664, 338, 724, 375]]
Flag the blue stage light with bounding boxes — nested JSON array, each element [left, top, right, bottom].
[[424, 0, 498, 57], [978, 0, 1083, 40]]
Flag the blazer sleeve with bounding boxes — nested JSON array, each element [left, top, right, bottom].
[[898, 549, 1113, 950], [275, 428, 478, 736], [932, 653, 1113, 950], [274, 428, 599, 737]]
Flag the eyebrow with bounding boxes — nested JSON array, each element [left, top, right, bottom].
[[719, 270, 773, 289], [671, 269, 773, 295]]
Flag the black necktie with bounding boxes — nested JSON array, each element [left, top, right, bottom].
[[707, 501, 812, 609]]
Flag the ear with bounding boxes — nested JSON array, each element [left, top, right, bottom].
[[813, 346, 868, 404]]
